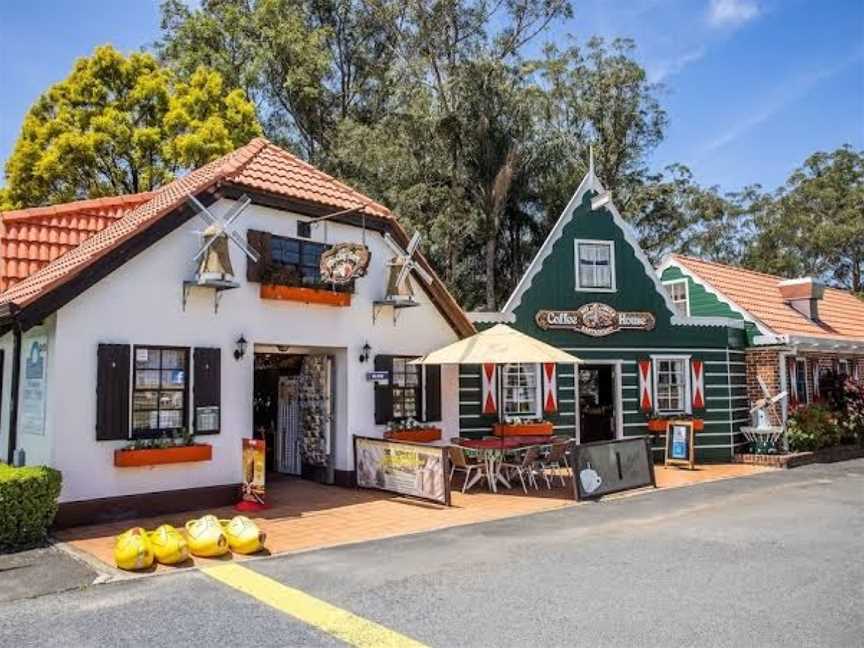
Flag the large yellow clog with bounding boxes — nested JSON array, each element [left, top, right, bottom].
[[185, 515, 230, 557], [147, 524, 189, 565], [114, 527, 154, 571], [220, 516, 267, 555]]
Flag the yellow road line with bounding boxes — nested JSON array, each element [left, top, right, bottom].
[[202, 563, 427, 648]]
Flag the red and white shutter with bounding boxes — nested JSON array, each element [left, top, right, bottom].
[[690, 359, 705, 411], [638, 359, 653, 411], [543, 363, 558, 413], [787, 357, 798, 404], [481, 363, 497, 414]]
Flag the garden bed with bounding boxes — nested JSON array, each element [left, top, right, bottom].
[[734, 444, 864, 469]]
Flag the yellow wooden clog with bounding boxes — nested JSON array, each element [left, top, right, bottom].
[[185, 515, 230, 557], [147, 524, 189, 565], [114, 527, 154, 571], [220, 516, 267, 555]]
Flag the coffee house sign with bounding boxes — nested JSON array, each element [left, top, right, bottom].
[[535, 303, 655, 337]]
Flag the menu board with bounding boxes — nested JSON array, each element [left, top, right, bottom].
[[665, 421, 695, 469], [354, 436, 450, 505], [571, 436, 656, 500]]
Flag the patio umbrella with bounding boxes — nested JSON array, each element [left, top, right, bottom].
[[410, 323, 582, 365]]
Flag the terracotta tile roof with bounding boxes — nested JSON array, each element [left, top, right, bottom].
[[0, 137, 473, 336], [0, 193, 154, 291], [672, 255, 864, 342]]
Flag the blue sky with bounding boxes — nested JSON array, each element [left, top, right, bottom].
[[1, 0, 861, 195]]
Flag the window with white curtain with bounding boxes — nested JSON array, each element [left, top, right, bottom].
[[501, 363, 541, 419], [575, 240, 615, 291], [652, 356, 690, 413], [663, 279, 690, 317]]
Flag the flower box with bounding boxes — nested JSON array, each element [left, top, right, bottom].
[[493, 421, 554, 437], [693, 418, 704, 431], [114, 444, 212, 467], [384, 427, 442, 443], [260, 284, 351, 307], [647, 418, 667, 433]]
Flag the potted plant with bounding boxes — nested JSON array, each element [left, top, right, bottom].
[[114, 430, 213, 467], [493, 417, 554, 437], [383, 418, 442, 443]]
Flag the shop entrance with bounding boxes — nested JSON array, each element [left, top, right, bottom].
[[253, 349, 335, 484], [578, 364, 619, 444]]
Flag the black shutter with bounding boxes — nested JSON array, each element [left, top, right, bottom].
[[96, 344, 130, 441], [374, 355, 394, 424], [246, 229, 272, 282], [423, 365, 442, 422], [194, 347, 221, 434]]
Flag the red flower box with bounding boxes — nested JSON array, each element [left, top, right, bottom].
[[493, 421, 554, 437], [384, 427, 442, 443], [114, 444, 212, 467]]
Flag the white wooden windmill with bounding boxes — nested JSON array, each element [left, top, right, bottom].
[[182, 193, 259, 313], [373, 232, 434, 323], [743, 376, 788, 453]]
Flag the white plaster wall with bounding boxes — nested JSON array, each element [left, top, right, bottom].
[[50, 198, 462, 502]]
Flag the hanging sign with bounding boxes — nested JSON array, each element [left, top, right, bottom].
[[570, 436, 656, 500], [354, 436, 450, 505], [665, 420, 695, 469], [366, 370, 389, 383], [241, 438, 267, 504], [535, 303, 655, 337], [320, 242, 371, 284]]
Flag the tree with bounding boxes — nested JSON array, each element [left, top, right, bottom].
[[743, 146, 864, 292], [2, 44, 261, 208]]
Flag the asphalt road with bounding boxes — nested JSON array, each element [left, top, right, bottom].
[[1, 460, 862, 648]]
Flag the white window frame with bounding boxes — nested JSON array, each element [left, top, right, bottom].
[[500, 363, 542, 421], [651, 354, 692, 415], [574, 239, 616, 293], [795, 358, 809, 404], [663, 278, 690, 317]]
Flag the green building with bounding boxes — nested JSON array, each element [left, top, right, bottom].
[[460, 163, 750, 462]]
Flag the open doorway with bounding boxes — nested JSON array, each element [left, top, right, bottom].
[[254, 350, 335, 484], [578, 364, 619, 443]]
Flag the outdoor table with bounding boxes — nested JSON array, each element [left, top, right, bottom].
[[459, 437, 561, 493]]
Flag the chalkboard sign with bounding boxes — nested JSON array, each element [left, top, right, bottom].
[[571, 436, 656, 501], [665, 420, 695, 469]]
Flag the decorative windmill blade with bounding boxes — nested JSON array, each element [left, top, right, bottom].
[[228, 229, 260, 263], [188, 195, 219, 225], [757, 376, 773, 400], [222, 195, 253, 228], [383, 233, 406, 256], [192, 225, 223, 261], [770, 391, 788, 404]]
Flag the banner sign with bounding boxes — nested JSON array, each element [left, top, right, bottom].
[[535, 303, 655, 337], [320, 242, 371, 284], [354, 436, 450, 505], [241, 438, 267, 503], [20, 335, 48, 436], [570, 436, 656, 501], [665, 420, 695, 469]]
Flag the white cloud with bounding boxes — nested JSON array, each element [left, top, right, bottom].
[[708, 0, 761, 28], [648, 47, 707, 83]]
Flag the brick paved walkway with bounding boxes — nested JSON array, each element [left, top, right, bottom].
[[55, 463, 769, 576]]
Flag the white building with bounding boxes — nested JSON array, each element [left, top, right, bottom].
[[0, 138, 473, 526]]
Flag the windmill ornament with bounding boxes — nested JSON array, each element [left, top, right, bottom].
[[188, 194, 259, 286], [743, 376, 788, 453], [383, 232, 433, 303]]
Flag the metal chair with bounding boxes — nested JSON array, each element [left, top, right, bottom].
[[499, 446, 541, 494], [448, 446, 489, 493], [539, 442, 569, 488]]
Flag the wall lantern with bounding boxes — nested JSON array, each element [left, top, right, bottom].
[[359, 341, 371, 363], [234, 335, 248, 361]]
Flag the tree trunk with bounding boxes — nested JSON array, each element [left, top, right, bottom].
[[485, 236, 496, 311]]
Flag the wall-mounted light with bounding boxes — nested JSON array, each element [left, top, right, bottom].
[[234, 335, 248, 361], [359, 341, 371, 363]]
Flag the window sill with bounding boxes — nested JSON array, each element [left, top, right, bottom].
[[114, 444, 212, 467]]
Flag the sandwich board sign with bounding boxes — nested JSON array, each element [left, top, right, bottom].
[[665, 420, 695, 469], [571, 436, 656, 501]]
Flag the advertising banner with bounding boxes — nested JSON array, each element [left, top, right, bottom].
[[20, 335, 48, 436], [665, 421, 695, 469], [354, 436, 450, 505], [241, 438, 266, 504], [571, 436, 656, 501]]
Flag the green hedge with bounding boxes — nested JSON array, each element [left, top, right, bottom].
[[0, 464, 62, 550]]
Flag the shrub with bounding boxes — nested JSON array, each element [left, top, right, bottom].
[[840, 377, 864, 444], [786, 405, 841, 452], [0, 464, 62, 550]]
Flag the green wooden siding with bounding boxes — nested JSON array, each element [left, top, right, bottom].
[[460, 188, 749, 461]]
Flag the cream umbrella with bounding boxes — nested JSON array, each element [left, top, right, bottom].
[[411, 323, 582, 365]]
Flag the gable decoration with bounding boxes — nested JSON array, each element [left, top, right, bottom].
[[481, 363, 497, 415], [542, 363, 558, 413], [690, 358, 705, 411], [638, 359, 653, 412]]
